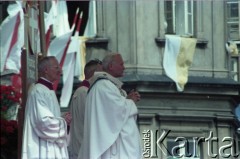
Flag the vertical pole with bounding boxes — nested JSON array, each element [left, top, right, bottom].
[[39, 1, 46, 56], [17, 9, 30, 158], [18, 48, 27, 159], [18, 49, 27, 159]]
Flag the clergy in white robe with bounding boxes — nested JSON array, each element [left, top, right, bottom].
[[78, 53, 142, 159], [68, 80, 89, 158], [22, 56, 69, 159], [68, 59, 102, 159]]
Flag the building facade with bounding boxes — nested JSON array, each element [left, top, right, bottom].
[[1, 0, 240, 159], [85, 1, 240, 159]]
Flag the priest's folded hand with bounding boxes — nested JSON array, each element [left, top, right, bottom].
[[127, 89, 141, 102]]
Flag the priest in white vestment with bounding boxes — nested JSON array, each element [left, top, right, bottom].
[[68, 59, 102, 159], [22, 56, 69, 159], [78, 53, 142, 159]]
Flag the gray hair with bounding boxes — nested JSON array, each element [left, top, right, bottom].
[[38, 56, 56, 73], [102, 53, 120, 71]]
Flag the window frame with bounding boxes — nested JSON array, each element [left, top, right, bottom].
[[226, 0, 240, 41], [165, 0, 195, 36], [225, 0, 240, 82]]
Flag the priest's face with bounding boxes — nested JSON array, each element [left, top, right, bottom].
[[110, 54, 125, 77], [46, 58, 62, 82]]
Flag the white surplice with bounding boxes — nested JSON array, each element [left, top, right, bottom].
[[68, 85, 88, 159], [78, 72, 142, 159], [22, 83, 69, 159]]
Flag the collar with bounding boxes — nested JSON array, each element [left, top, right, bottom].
[[89, 72, 123, 88], [37, 77, 54, 90], [80, 80, 90, 88]]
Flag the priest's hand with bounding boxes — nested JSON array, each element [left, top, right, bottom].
[[63, 112, 72, 125], [127, 89, 141, 103]]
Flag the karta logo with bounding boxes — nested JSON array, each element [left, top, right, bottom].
[[142, 129, 239, 158]]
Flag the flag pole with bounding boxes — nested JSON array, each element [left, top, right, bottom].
[[52, 9, 81, 91], [72, 8, 79, 30], [39, 1, 46, 56], [75, 11, 83, 36]]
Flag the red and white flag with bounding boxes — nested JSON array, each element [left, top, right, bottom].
[[0, 2, 24, 73], [48, 5, 84, 107], [58, 11, 83, 107], [48, 30, 72, 90], [60, 53, 76, 107], [72, 11, 82, 76], [43, 3, 56, 52]]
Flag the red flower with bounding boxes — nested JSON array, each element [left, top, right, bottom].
[[1, 84, 21, 120], [1, 78, 20, 159]]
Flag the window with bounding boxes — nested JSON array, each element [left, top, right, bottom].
[[226, 0, 240, 40], [167, 138, 202, 159], [165, 0, 195, 36], [226, 1, 240, 82]]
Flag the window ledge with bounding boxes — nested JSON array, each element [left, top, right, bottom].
[[231, 54, 240, 58], [155, 37, 208, 48], [85, 37, 109, 48]]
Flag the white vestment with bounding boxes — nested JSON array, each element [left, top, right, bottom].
[[68, 84, 89, 159], [78, 72, 142, 159], [22, 83, 69, 159]]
